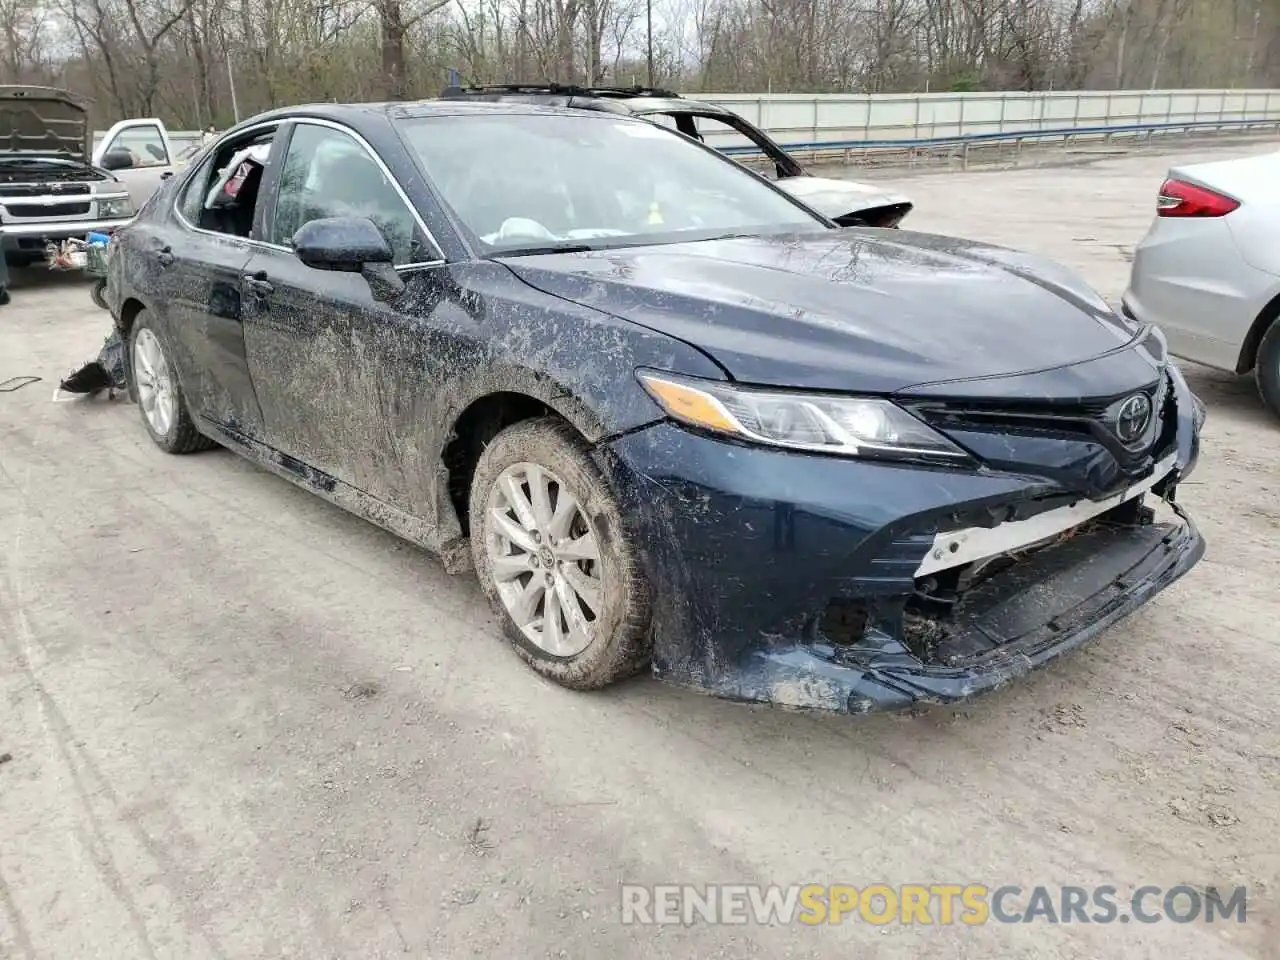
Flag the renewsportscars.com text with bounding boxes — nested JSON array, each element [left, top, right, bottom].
[[620, 884, 1248, 926]]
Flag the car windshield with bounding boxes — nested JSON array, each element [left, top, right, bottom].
[[396, 112, 823, 253]]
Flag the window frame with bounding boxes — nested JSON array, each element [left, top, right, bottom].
[[263, 118, 445, 269], [175, 150, 216, 225], [171, 120, 283, 247], [171, 116, 445, 270], [645, 107, 804, 180]]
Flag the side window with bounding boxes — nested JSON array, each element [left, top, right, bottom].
[[174, 130, 275, 239], [177, 153, 215, 224], [105, 123, 170, 167], [270, 123, 425, 265]]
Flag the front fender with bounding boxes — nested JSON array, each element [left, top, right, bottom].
[[446, 260, 728, 443]]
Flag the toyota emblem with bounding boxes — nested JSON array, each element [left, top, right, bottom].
[[1115, 393, 1152, 444]]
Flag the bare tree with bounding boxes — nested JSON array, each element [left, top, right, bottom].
[[0, 0, 51, 81], [6, 0, 1279, 129], [374, 0, 452, 99]]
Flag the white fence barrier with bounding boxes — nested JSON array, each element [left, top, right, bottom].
[[693, 88, 1280, 148], [95, 88, 1280, 158]]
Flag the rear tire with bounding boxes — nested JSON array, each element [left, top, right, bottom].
[[128, 311, 214, 454], [469, 416, 651, 690], [1257, 318, 1280, 419], [90, 279, 108, 311]]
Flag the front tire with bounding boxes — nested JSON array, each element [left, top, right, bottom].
[[128, 312, 213, 454], [469, 417, 651, 690], [1257, 318, 1280, 419]]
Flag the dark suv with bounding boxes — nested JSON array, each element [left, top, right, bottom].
[[438, 84, 913, 228]]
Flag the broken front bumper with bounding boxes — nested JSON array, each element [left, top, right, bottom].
[[602, 397, 1203, 714]]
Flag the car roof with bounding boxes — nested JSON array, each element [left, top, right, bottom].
[[230, 99, 642, 130], [441, 83, 681, 99], [436, 84, 739, 120], [615, 97, 737, 117], [391, 100, 624, 120]]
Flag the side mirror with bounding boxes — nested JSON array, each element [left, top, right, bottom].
[[292, 216, 405, 302], [100, 149, 134, 171]]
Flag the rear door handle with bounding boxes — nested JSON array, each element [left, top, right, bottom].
[[155, 245, 174, 267]]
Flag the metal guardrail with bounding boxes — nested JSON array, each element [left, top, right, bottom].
[[121, 88, 1280, 150], [718, 117, 1280, 166], [699, 88, 1280, 147], [97, 105, 1280, 172]]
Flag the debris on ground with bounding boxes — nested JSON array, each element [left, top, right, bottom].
[[1169, 795, 1242, 827], [0, 376, 40, 392], [1207, 809, 1242, 828], [1041, 702, 1088, 730], [342, 680, 380, 701], [468, 817, 494, 855]]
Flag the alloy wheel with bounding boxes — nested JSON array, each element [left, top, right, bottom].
[[485, 461, 603, 657], [133, 327, 176, 437]]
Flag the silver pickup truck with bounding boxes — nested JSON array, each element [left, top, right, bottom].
[[0, 86, 177, 267]]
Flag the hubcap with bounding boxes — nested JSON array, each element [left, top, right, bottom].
[[132, 328, 176, 437], [485, 462, 603, 657]]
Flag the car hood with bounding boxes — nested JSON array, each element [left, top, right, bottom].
[[0, 86, 89, 160], [503, 228, 1150, 396], [775, 176, 912, 220]]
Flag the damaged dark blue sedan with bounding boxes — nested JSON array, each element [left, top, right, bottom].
[[106, 100, 1206, 714]]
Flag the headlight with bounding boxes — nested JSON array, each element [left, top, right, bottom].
[[98, 197, 134, 218], [638, 370, 971, 462]]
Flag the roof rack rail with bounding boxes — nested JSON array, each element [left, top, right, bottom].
[[439, 83, 682, 100]]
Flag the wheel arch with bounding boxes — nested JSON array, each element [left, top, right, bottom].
[[439, 375, 611, 538], [1236, 289, 1280, 374], [115, 297, 149, 401], [117, 296, 148, 339]]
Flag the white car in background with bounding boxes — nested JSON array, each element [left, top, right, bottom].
[[92, 117, 179, 209], [1123, 150, 1280, 418]]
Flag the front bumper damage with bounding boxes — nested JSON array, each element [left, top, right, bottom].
[[602, 365, 1205, 714]]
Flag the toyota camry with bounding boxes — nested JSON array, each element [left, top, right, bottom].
[[105, 100, 1206, 714]]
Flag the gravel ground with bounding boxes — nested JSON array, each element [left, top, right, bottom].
[[1, 140, 1278, 959]]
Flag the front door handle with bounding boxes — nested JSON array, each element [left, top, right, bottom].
[[155, 245, 174, 267], [243, 273, 273, 296]]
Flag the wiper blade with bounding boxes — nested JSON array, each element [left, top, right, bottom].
[[488, 243, 595, 257]]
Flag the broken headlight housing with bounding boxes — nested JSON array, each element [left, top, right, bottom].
[[638, 370, 971, 462]]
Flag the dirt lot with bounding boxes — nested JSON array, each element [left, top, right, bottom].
[[2, 140, 1279, 959]]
